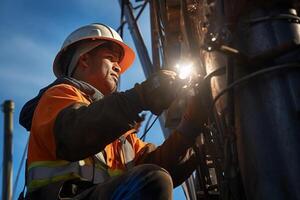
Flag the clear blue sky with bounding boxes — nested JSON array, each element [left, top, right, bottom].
[[0, 0, 186, 199]]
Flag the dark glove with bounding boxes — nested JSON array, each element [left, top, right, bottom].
[[134, 70, 178, 115], [184, 94, 206, 126], [177, 93, 208, 138]]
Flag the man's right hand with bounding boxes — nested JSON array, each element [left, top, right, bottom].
[[134, 70, 178, 115]]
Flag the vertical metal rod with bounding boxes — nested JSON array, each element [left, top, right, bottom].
[[2, 100, 14, 200], [119, 0, 154, 78], [150, 0, 161, 71]]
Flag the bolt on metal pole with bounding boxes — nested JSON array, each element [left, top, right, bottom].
[[2, 100, 14, 200]]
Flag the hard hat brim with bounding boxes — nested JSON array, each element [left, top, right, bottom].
[[53, 37, 135, 77]]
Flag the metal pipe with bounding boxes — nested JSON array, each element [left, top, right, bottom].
[[233, 7, 300, 200], [2, 100, 14, 200], [119, 0, 154, 77]]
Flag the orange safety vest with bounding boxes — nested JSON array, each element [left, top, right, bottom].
[[27, 83, 147, 192]]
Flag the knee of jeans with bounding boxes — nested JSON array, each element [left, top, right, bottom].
[[133, 164, 173, 187], [132, 164, 167, 175], [151, 167, 173, 189]]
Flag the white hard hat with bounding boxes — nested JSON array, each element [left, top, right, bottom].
[[53, 23, 135, 77]]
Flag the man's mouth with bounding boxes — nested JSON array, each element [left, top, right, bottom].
[[111, 74, 119, 84]]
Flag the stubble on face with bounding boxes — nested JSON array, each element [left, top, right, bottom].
[[85, 43, 123, 95]]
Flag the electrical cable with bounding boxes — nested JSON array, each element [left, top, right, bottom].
[[140, 114, 159, 141], [140, 113, 153, 141], [245, 14, 300, 25], [143, 113, 153, 132], [143, 115, 159, 141], [145, 115, 159, 133], [211, 62, 300, 111], [203, 66, 226, 80], [12, 137, 29, 199]]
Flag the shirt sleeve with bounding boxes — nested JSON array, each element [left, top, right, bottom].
[[133, 126, 199, 187]]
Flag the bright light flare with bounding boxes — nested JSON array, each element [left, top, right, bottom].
[[175, 62, 194, 80]]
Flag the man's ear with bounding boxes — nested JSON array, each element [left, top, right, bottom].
[[77, 54, 90, 69]]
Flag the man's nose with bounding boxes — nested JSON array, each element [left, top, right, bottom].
[[112, 64, 121, 74]]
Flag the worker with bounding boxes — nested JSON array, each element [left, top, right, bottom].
[[19, 23, 202, 200]]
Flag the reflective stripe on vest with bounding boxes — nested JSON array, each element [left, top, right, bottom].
[[27, 160, 109, 192], [119, 135, 135, 169], [27, 135, 135, 192]]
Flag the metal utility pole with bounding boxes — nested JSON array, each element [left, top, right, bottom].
[[2, 100, 14, 200]]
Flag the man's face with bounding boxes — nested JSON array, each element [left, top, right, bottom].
[[84, 43, 123, 95]]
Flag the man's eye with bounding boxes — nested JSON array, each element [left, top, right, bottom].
[[106, 56, 113, 60], [106, 55, 118, 62]]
